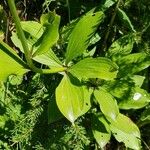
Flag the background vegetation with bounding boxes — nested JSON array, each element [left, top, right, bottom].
[[0, 0, 150, 149]]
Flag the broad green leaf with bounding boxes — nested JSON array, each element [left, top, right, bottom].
[[0, 41, 28, 81], [107, 33, 135, 59], [119, 87, 150, 109], [110, 114, 141, 150], [33, 12, 60, 56], [94, 88, 119, 121], [65, 11, 104, 64], [11, 21, 63, 68], [69, 57, 118, 80], [117, 8, 136, 32], [92, 114, 111, 148], [117, 53, 150, 76], [55, 74, 84, 123]]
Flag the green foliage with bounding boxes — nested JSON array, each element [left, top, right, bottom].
[[0, 0, 150, 149]]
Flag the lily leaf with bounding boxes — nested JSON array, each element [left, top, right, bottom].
[[92, 114, 111, 148], [55, 74, 84, 123], [94, 88, 119, 121], [65, 11, 104, 64], [33, 12, 60, 56], [110, 113, 141, 150], [69, 57, 118, 80]]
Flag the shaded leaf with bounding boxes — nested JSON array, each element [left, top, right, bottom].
[[107, 33, 135, 59], [110, 113, 141, 150], [117, 8, 136, 32], [55, 74, 84, 123], [94, 88, 119, 121], [69, 57, 118, 80], [92, 114, 111, 148], [65, 11, 104, 64]]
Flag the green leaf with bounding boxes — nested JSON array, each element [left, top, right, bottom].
[[65, 11, 104, 64], [55, 74, 84, 123], [117, 53, 150, 77], [119, 87, 150, 109], [94, 88, 119, 121], [11, 21, 63, 68], [117, 8, 136, 32], [0, 41, 28, 81], [92, 114, 111, 148], [33, 12, 60, 56], [33, 50, 63, 68], [107, 33, 135, 59], [110, 113, 141, 150], [69, 57, 118, 80]]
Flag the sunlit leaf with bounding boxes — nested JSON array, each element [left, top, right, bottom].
[[92, 114, 111, 148], [110, 113, 141, 150], [65, 11, 104, 64], [69, 57, 118, 80], [33, 12, 60, 56], [0, 41, 28, 81], [94, 88, 119, 121], [55, 74, 84, 123]]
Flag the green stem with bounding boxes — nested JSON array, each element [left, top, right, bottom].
[[6, 0, 66, 74], [102, 0, 122, 52], [7, 0, 32, 67]]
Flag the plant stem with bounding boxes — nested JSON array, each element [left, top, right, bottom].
[[7, 0, 32, 67], [102, 0, 122, 52], [6, 0, 66, 74]]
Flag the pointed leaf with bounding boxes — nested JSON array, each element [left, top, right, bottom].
[[110, 113, 141, 150], [117, 8, 136, 32], [55, 74, 84, 123], [0, 41, 28, 81], [69, 57, 118, 80], [33, 12, 60, 56], [65, 11, 104, 64], [92, 114, 111, 148], [94, 88, 119, 121], [119, 87, 150, 109]]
